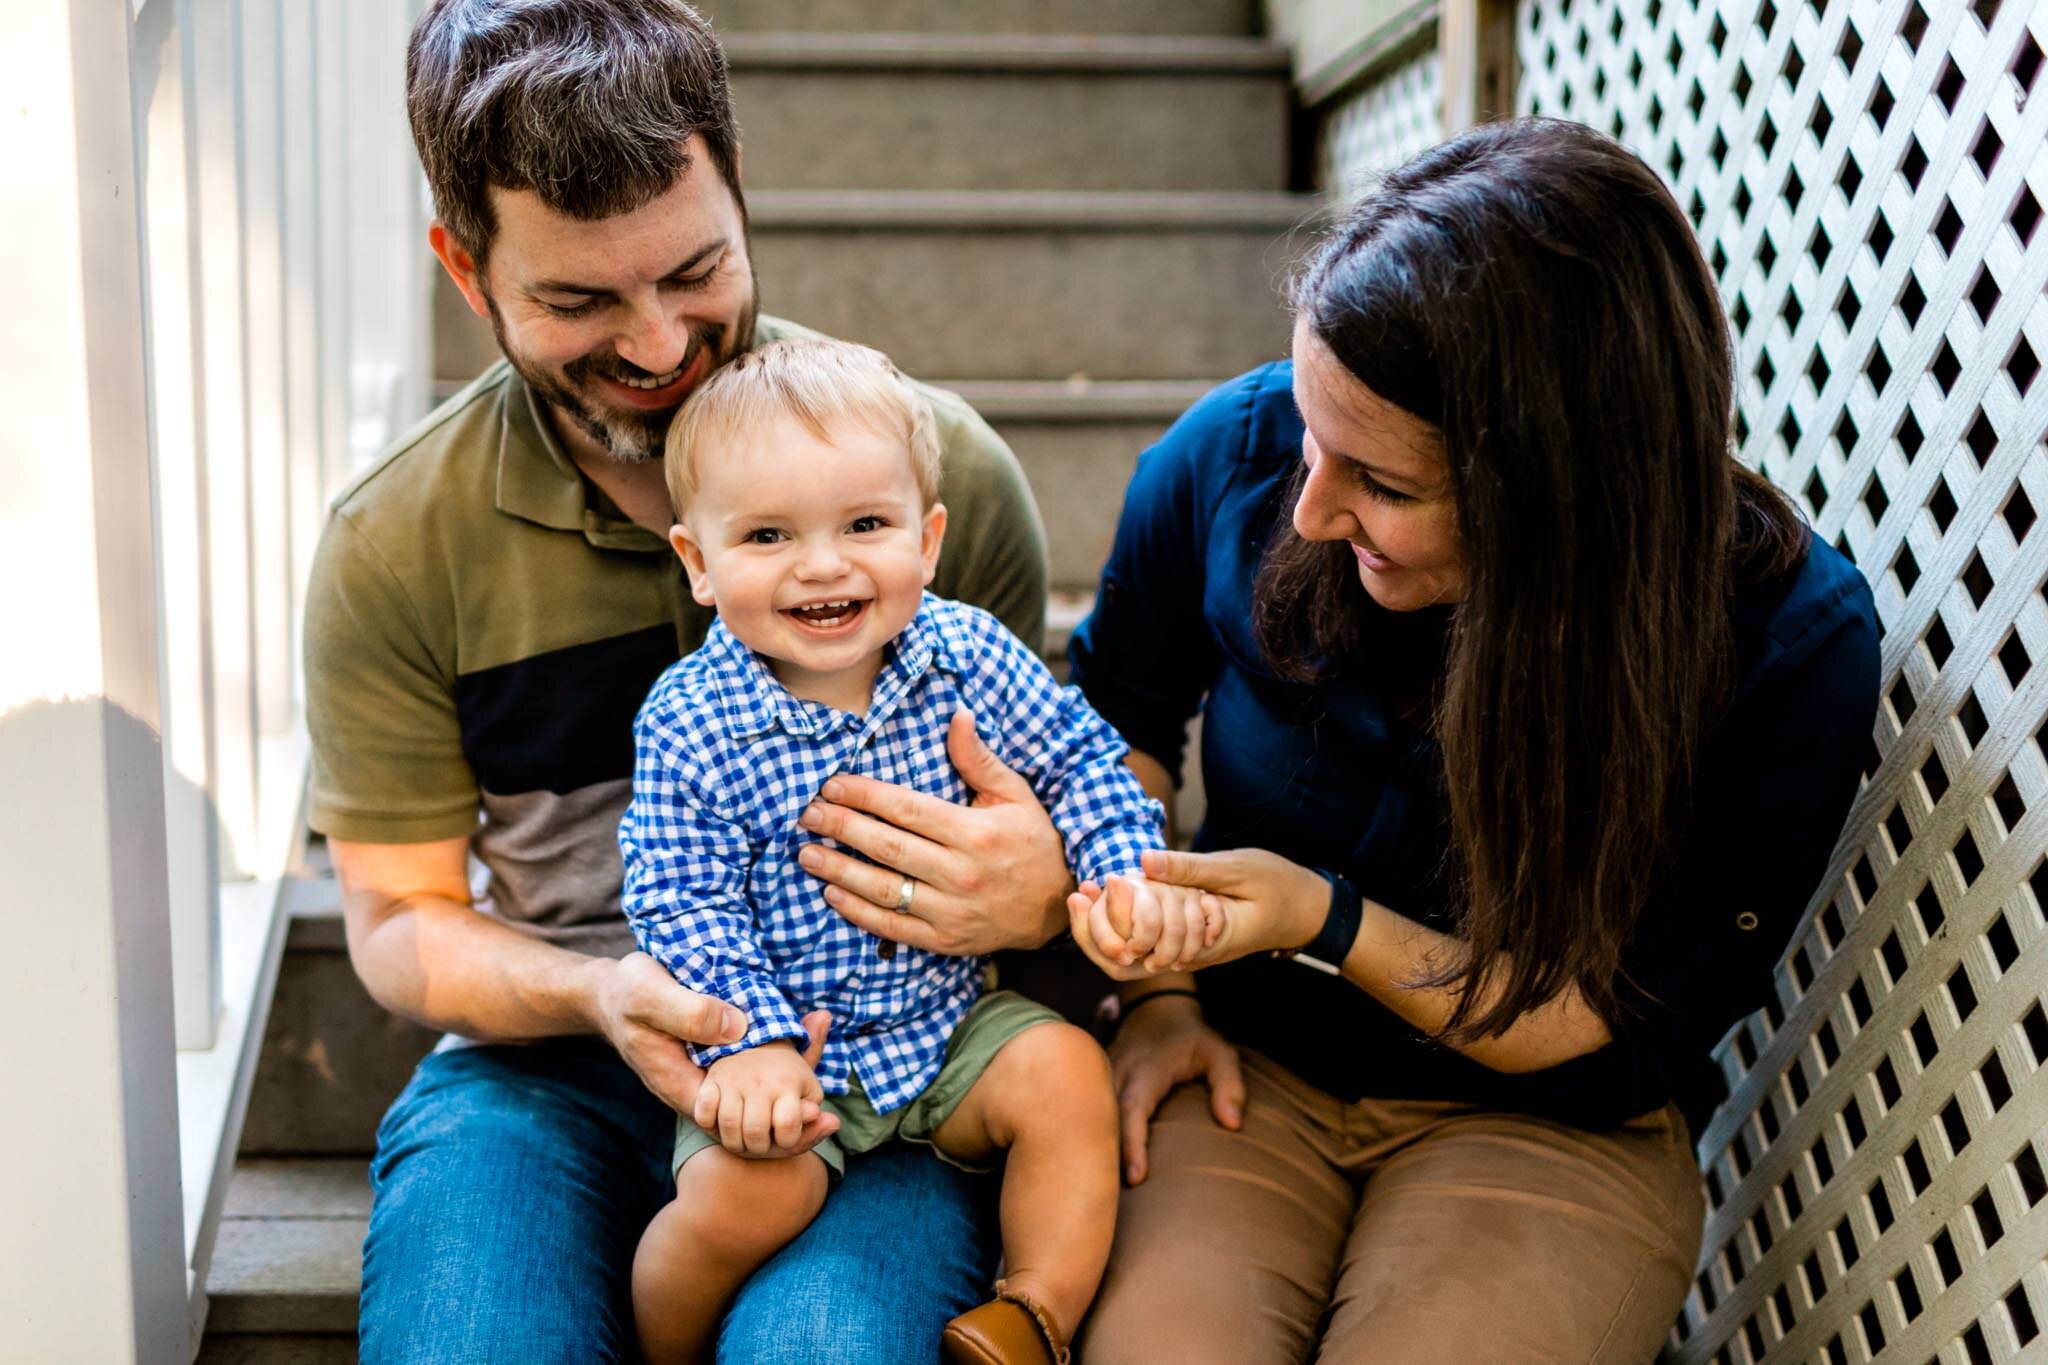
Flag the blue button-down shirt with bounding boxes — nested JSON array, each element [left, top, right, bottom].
[[621, 593, 1163, 1111]]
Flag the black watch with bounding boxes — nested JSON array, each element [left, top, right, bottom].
[[1289, 869, 1364, 969]]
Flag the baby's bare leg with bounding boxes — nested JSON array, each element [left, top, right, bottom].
[[931, 1021, 1120, 1343], [633, 1148, 828, 1365]]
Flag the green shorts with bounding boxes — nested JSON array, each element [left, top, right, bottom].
[[671, 989, 1064, 1179]]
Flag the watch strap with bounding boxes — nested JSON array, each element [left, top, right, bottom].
[[1300, 868, 1365, 968]]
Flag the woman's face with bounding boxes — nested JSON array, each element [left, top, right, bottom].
[[1290, 319, 1466, 611]]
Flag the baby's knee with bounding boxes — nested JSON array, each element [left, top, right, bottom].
[[993, 1022, 1117, 1125], [669, 1149, 827, 1257]]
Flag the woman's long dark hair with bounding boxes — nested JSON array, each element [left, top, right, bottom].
[[1257, 118, 1807, 1042]]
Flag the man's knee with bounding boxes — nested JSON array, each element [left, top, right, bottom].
[[721, 1145, 993, 1363], [361, 1049, 661, 1364], [722, 1308, 936, 1365]]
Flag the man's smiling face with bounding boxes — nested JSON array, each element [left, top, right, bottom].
[[436, 139, 760, 465]]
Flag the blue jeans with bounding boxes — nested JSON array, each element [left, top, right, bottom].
[[359, 1037, 997, 1364]]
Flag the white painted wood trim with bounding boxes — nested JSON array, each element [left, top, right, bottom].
[[0, 2, 188, 1359]]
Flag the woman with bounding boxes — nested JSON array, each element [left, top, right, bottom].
[[1062, 118, 1880, 1362]]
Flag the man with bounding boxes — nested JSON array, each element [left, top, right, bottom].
[[309, 2, 1075, 1358]]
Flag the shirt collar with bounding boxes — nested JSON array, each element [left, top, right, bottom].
[[489, 366, 672, 554], [701, 594, 960, 740]]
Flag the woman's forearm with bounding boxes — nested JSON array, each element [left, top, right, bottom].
[[1340, 898, 1612, 1072], [1130, 844, 1613, 1068]]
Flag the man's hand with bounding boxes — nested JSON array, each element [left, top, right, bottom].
[[795, 709, 1072, 955], [695, 1041, 826, 1158], [592, 953, 839, 1155]]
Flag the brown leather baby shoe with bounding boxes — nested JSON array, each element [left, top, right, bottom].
[[941, 1280, 1071, 1365]]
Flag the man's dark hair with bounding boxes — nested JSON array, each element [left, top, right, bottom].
[[1256, 117, 1808, 1043], [407, 0, 743, 264]]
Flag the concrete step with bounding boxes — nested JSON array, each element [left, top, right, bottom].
[[205, 1159, 367, 1338], [239, 909, 436, 1158], [728, 190, 1322, 380], [201, 1160, 365, 1360], [946, 379, 1208, 592], [696, 0, 1256, 37], [195, 1336, 355, 1364], [726, 35, 1290, 192], [1046, 588, 1092, 672], [435, 190, 1324, 384]]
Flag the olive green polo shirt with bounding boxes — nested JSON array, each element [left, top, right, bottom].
[[304, 315, 1049, 957]]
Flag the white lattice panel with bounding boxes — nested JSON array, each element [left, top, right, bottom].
[[1520, 1, 2048, 1361], [1317, 47, 1446, 195]]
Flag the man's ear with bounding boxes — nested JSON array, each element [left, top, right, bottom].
[[428, 221, 491, 320], [670, 523, 717, 607], [920, 502, 948, 585]]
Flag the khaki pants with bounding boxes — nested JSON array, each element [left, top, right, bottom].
[[1077, 1050, 1705, 1364]]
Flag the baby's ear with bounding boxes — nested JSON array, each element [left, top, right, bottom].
[[670, 523, 716, 607], [920, 501, 948, 583]]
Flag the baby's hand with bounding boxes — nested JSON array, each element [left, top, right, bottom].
[[696, 1041, 823, 1157], [1071, 873, 1224, 973]]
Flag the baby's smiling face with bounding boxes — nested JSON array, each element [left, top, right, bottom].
[[670, 411, 945, 709]]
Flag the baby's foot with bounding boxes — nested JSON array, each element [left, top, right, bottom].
[[940, 1278, 1071, 1365]]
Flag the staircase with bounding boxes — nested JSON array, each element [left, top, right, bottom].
[[200, 3, 1310, 1356]]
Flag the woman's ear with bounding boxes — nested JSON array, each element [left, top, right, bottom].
[[920, 502, 948, 585], [670, 523, 716, 607]]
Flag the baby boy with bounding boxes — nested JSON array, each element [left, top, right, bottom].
[[619, 336, 1216, 1364]]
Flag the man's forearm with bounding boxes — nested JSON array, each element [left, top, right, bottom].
[[346, 894, 611, 1042]]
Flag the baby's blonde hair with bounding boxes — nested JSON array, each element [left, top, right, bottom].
[[664, 336, 942, 517]]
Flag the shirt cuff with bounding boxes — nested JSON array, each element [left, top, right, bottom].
[[1073, 813, 1168, 887], [686, 967, 810, 1068]]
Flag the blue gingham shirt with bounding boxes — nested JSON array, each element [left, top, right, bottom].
[[620, 593, 1165, 1112]]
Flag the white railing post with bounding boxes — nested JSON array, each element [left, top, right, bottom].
[[314, 0, 353, 504], [1, 0, 435, 1353], [0, 2, 187, 1360], [143, 0, 227, 1054], [194, 0, 261, 882], [239, 0, 294, 824], [280, 0, 323, 748]]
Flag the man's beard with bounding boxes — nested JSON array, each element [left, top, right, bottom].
[[484, 287, 761, 464]]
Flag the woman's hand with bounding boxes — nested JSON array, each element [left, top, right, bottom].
[[1109, 992, 1244, 1185], [1066, 875, 1222, 975], [796, 710, 1073, 955], [1140, 847, 1333, 959], [1067, 847, 1332, 979], [1148, 851, 1620, 1073]]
